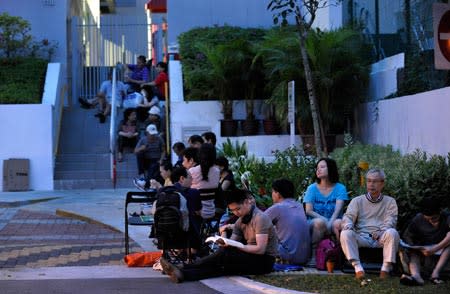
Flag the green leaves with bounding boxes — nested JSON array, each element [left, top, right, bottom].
[[0, 57, 47, 104], [331, 144, 450, 231]]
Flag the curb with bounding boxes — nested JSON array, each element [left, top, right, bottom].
[[227, 276, 313, 294], [55, 209, 122, 233]]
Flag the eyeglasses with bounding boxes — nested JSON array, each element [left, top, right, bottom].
[[366, 179, 384, 184]]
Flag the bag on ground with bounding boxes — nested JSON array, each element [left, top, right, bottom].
[[315, 237, 342, 270], [123, 251, 162, 267]]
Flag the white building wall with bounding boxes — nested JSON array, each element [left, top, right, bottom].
[[0, 0, 68, 64], [0, 105, 54, 191], [369, 53, 404, 101], [356, 86, 450, 156]]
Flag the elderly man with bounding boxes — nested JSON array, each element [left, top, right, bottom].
[[340, 168, 399, 280]]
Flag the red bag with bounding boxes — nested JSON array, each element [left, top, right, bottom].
[[124, 251, 162, 267], [315, 238, 341, 270]]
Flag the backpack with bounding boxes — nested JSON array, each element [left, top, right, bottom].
[[154, 186, 189, 234], [315, 237, 342, 270]]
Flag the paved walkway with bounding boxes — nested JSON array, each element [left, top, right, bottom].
[[0, 189, 315, 293]]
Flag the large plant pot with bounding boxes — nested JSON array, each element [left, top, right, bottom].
[[241, 119, 260, 136], [220, 119, 238, 137], [263, 119, 280, 135]]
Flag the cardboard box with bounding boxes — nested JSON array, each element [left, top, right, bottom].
[[3, 159, 29, 191]]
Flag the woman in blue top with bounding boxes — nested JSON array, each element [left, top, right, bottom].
[[303, 157, 348, 245]]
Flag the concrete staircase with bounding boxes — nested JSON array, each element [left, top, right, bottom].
[[54, 107, 137, 190]]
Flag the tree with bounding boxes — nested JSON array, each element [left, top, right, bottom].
[[267, 0, 342, 156], [0, 13, 32, 58]]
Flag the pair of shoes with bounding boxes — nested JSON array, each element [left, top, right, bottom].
[[79, 97, 92, 109], [400, 274, 424, 286], [133, 178, 147, 192], [160, 257, 184, 283], [430, 277, 444, 284], [355, 271, 365, 280], [380, 271, 390, 279]]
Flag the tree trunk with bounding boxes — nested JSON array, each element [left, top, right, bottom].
[[297, 22, 325, 157]]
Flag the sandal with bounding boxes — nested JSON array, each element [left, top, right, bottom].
[[430, 277, 444, 284], [400, 274, 423, 286]]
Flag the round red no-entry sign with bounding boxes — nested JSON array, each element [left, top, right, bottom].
[[438, 10, 450, 63]]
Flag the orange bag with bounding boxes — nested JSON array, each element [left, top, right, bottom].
[[124, 251, 162, 267]]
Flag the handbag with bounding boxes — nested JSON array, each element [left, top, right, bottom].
[[123, 92, 143, 109], [123, 251, 162, 267]]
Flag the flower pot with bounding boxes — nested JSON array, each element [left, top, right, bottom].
[[263, 119, 280, 135], [241, 119, 259, 136], [220, 119, 238, 137]]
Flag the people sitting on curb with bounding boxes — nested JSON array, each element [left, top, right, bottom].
[[340, 168, 400, 280], [181, 147, 198, 170], [117, 108, 139, 162], [123, 55, 150, 93], [160, 188, 278, 283], [399, 197, 450, 286], [79, 69, 126, 123], [136, 85, 159, 123], [265, 178, 311, 265], [171, 166, 203, 249], [188, 135, 204, 149], [141, 61, 168, 103], [303, 158, 348, 249], [189, 143, 220, 220], [172, 142, 186, 168], [133, 124, 166, 190]]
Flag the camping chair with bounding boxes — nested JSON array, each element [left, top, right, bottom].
[[124, 190, 157, 255]]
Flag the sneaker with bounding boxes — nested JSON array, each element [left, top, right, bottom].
[[160, 257, 184, 283], [79, 97, 93, 109], [133, 178, 147, 192]]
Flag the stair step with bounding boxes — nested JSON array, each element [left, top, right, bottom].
[[54, 178, 136, 190]]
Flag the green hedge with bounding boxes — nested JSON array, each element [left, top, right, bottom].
[[0, 57, 47, 104], [226, 141, 450, 230], [331, 144, 450, 231], [178, 26, 266, 101]]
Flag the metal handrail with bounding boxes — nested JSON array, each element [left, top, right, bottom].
[[110, 68, 118, 188]]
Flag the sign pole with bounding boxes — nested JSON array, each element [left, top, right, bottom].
[[288, 81, 295, 147]]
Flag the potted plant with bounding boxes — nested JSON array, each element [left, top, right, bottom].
[[198, 41, 249, 136], [261, 101, 280, 135]]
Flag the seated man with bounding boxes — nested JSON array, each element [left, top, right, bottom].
[[160, 189, 278, 283], [171, 167, 202, 248], [133, 124, 166, 185], [124, 55, 150, 93], [400, 197, 450, 285], [340, 168, 400, 280], [265, 178, 310, 265], [79, 69, 126, 123]]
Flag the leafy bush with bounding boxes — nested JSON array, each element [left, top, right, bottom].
[[222, 139, 317, 208], [178, 26, 266, 101], [331, 144, 450, 231], [0, 57, 47, 103]]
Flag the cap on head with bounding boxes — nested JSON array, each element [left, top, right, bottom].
[[148, 106, 161, 116], [146, 124, 158, 135]]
